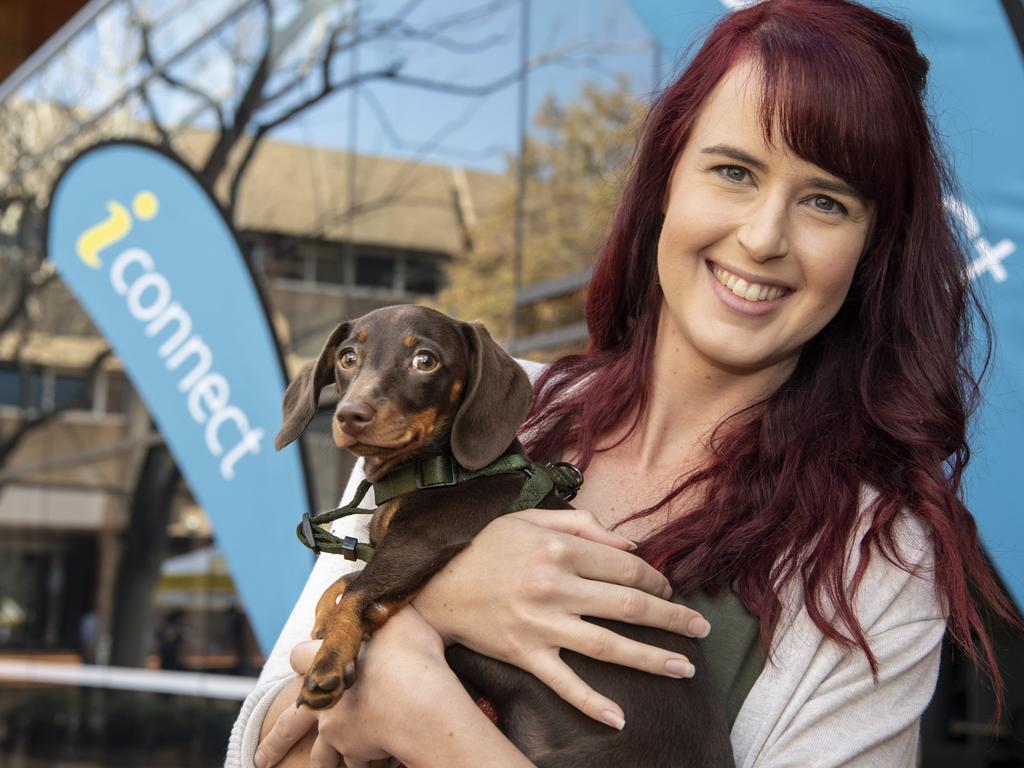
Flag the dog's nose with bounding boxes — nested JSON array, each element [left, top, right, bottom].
[[337, 401, 376, 436]]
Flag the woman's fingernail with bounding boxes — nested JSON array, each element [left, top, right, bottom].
[[254, 750, 267, 768], [602, 709, 626, 730], [665, 659, 695, 678], [688, 616, 711, 637], [616, 533, 638, 550]]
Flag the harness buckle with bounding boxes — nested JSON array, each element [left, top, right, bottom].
[[300, 512, 319, 553], [341, 536, 360, 561], [415, 455, 460, 489], [551, 461, 584, 502]]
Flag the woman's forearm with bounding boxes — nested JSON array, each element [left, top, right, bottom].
[[390, 676, 534, 768]]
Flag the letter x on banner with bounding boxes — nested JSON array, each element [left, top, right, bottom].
[[48, 141, 313, 653], [628, 0, 1024, 607]]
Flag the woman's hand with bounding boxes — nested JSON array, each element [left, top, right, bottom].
[[412, 508, 712, 729], [256, 606, 453, 768]]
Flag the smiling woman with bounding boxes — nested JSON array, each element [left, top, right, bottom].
[[231, 2, 1021, 767]]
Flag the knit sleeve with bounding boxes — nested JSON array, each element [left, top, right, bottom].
[[732, 509, 945, 767], [224, 460, 375, 768]]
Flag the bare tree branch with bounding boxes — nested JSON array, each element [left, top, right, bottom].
[[0, 347, 112, 471], [137, 16, 227, 135], [139, 83, 174, 150], [200, 0, 275, 187], [357, 84, 502, 162], [385, 19, 512, 54], [226, 61, 401, 214]]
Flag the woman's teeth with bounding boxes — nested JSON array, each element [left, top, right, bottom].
[[712, 265, 787, 302]]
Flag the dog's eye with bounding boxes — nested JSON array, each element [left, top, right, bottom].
[[412, 351, 439, 372], [338, 349, 358, 369]]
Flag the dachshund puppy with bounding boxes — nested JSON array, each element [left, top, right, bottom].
[[275, 304, 733, 767]]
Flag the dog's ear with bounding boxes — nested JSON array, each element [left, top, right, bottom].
[[450, 321, 533, 470], [275, 321, 351, 451]]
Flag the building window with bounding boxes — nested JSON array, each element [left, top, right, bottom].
[[0, 366, 19, 406], [24, 370, 44, 409], [267, 243, 306, 282], [312, 247, 346, 287], [355, 254, 395, 290], [53, 373, 88, 409], [405, 257, 443, 295]]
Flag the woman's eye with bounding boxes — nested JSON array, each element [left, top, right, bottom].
[[718, 165, 750, 183], [412, 351, 439, 371], [339, 350, 358, 369], [811, 195, 848, 215]]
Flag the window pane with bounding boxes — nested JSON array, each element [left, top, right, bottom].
[[406, 257, 443, 295], [355, 255, 394, 289], [0, 367, 19, 406], [25, 370, 43, 408], [313, 248, 346, 286], [266, 244, 305, 281], [54, 373, 87, 409]]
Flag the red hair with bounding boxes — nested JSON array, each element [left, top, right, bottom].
[[523, 0, 1020, 709]]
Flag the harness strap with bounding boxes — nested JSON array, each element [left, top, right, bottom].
[[296, 479, 379, 561], [295, 452, 583, 561]]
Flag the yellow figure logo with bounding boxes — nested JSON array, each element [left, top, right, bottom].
[[76, 191, 159, 269]]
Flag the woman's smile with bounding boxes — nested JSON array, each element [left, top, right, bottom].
[[706, 261, 790, 316]]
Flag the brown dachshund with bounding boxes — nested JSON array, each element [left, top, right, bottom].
[[275, 304, 733, 767]]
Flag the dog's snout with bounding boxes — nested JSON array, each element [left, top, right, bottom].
[[337, 401, 376, 435]]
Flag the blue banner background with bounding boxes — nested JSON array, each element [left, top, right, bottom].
[[628, 0, 1024, 606], [48, 142, 312, 653]]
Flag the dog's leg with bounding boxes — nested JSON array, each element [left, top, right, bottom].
[[311, 572, 359, 641], [298, 537, 468, 709], [300, 477, 525, 710]]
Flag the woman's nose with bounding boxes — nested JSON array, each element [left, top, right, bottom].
[[736, 197, 789, 262]]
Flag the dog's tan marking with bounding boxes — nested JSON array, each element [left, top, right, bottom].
[[449, 378, 464, 405], [369, 498, 402, 544], [312, 575, 353, 640], [403, 334, 417, 348], [365, 595, 417, 632], [355, 328, 368, 343], [410, 406, 438, 439]]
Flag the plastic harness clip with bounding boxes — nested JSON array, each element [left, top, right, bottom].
[[341, 536, 360, 561], [300, 512, 318, 553]]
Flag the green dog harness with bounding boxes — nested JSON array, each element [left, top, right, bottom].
[[295, 452, 583, 562]]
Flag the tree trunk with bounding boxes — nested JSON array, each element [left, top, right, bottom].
[[108, 444, 180, 667]]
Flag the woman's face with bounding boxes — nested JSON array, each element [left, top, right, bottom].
[[657, 60, 874, 376]]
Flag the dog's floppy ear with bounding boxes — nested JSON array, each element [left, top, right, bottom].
[[275, 321, 351, 450], [450, 321, 533, 470]]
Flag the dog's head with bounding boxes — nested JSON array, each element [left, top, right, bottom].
[[275, 305, 534, 477]]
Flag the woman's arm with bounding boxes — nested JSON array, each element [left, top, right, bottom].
[[258, 608, 535, 768], [412, 507, 712, 727], [734, 511, 945, 767]]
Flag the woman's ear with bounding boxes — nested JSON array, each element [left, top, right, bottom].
[[275, 321, 351, 450], [450, 322, 533, 471]]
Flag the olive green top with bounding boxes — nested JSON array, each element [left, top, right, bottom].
[[676, 589, 767, 729]]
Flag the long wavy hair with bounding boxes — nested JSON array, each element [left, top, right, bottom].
[[522, 0, 1019, 708]]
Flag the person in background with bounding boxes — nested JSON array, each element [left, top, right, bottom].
[[157, 609, 186, 671]]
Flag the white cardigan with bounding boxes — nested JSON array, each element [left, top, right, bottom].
[[225, 454, 944, 767]]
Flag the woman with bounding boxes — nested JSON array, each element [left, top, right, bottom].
[[229, 1, 1018, 765]]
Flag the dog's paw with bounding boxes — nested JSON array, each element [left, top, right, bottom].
[[297, 645, 359, 709]]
